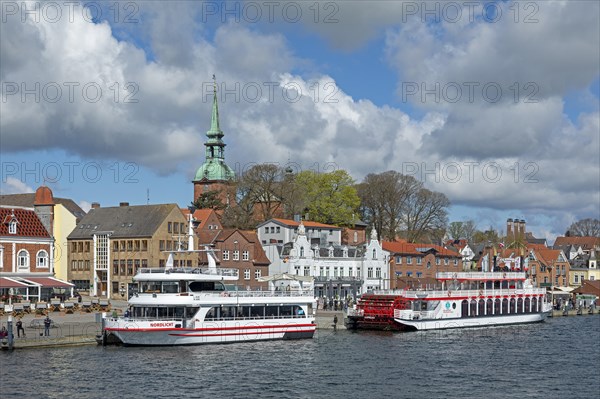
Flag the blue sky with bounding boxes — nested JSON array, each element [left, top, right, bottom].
[[1, 1, 599, 242]]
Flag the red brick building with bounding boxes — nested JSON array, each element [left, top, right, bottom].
[[383, 240, 462, 289]]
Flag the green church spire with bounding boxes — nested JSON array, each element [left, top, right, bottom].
[[193, 75, 235, 182]]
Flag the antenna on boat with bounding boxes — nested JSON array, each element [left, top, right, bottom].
[[165, 252, 174, 270]]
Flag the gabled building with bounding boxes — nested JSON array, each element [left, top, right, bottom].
[[383, 240, 462, 288], [0, 186, 85, 281], [0, 206, 72, 301], [257, 218, 342, 246], [197, 228, 270, 290], [553, 236, 600, 255], [262, 223, 387, 304], [67, 203, 194, 299]]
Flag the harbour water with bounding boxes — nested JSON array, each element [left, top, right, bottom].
[[1, 316, 598, 399]]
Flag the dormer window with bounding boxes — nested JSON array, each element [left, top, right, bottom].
[[9, 220, 17, 234]]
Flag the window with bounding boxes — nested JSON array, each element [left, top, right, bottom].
[[304, 266, 310, 276], [233, 250, 239, 261], [166, 241, 172, 251], [531, 265, 536, 275], [367, 267, 373, 278], [174, 222, 179, 234], [300, 247, 305, 257], [254, 269, 262, 279], [444, 258, 449, 265], [436, 257, 440, 265], [264, 227, 269, 234], [112, 282, 119, 294], [134, 240, 140, 251], [159, 240, 165, 251], [454, 259, 458, 266], [36, 250, 49, 268], [120, 260, 126, 275], [416, 272, 422, 277], [17, 250, 29, 270], [168, 222, 172, 233], [242, 250, 249, 261], [372, 249, 377, 259], [142, 259, 148, 269], [329, 229, 333, 235], [78, 242, 83, 252], [85, 260, 90, 271], [574, 275, 579, 283], [244, 269, 250, 280], [8, 220, 17, 234], [142, 240, 148, 251], [113, 261, 119, 275], [375, 268, 381, 278], [113, 241, 119, 252], [127, 240, 133, 251], [134, 259, 140, 275], [180, 223, 184, 233], [222, 250, 229, 260], [407, 256, 412, 264], [276, 227, 280, 233], [406, 272, 413, 277], [85, 242, 90, 252], [396, 256, 402, 264], [270, 227, 275, 233], [120, 241, 126, 251], [417, 257, 422, 265], [71, 260, 77, 271], [78, 260, 83, 271], [354, 232, 358, 242], [127, 260, 133, 275]]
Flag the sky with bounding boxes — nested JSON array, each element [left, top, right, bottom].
[[1, 0, 599, 243]]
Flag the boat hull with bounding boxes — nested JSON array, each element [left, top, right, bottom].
[[394, 312, 549, 331], [104, 319, 316, 346]]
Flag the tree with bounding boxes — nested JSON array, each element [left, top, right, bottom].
[[402, 188, 450, 243], [191, 190, 225, 210], [357, 171, 421, 241], [566, 218, 600, 237], [472, 227, 502, 245], [237, 164, 285, 221], [295, 169, 360, 226], [447, 221, 465, 240], [463, 220, 477, 242]]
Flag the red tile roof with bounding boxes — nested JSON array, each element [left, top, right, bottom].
[[0, 207, 50, 238], [382, 240, 460, 257]]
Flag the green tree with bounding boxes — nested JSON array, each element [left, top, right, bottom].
[[295, 169, 360, 226], [192, 190, 225, 210]]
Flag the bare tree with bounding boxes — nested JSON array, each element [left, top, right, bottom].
[[402, 188, 450, 243], [238, 164, 285, 221], [463, 220, 477, 242], [566, 218, 600, 237], [448, 221, 465, 240], [357, 171, 421, 240]]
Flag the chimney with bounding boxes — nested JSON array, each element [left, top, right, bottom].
[[120, 202, 129, 207], [520, 219, 526, 241], [506, 218, 513, 241], [91, 202, 100, 209]]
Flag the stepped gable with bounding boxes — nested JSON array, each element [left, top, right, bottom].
[[0, 207, 50, 237]]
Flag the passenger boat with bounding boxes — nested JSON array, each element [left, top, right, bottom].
[[393, 272, 552, 330], [344, 292, 406, 331], [101, 251, 317, 346]]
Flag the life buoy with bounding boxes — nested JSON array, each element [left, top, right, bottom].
[[452, 273, 458, 279], [503, 273, 507, 279], [447, 291, 452, 297], [220, 292, 229, 297]]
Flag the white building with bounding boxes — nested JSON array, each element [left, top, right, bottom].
[[257, 218, 342, 246], [262, 222, 389, 305]]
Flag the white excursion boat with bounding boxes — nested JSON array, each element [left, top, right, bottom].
[[101, 251, 317, 346], [393, 272, 552, 331]]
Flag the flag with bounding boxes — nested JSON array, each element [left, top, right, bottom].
[[499, 242, 505, 248], [515, 256, 521, 270]]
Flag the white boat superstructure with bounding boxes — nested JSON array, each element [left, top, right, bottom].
[[102, 266, 317, 346], [393, 272, 552, 331]]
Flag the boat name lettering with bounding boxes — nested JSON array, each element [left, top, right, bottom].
[[150, 322, 174, 328]]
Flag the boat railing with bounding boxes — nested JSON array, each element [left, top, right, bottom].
[[436, 271, 527, 280], [227, 289, 315, 298], [371, 289, 407, 296], [138, 267, 239, 277], [347, 308, 364, 317], [403, 287, 547, 298]]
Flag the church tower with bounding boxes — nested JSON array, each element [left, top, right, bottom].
[[193, 76, 236, 205]]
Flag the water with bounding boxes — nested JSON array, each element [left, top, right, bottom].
[[1, 316, 599, 399]]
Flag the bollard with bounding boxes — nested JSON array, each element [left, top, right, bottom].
[[7, 315, 14, 350]]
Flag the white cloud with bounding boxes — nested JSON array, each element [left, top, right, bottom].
[[0, 177, 34, 194]]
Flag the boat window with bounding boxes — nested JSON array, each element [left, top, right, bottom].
[[189, 281, 225, 292], [162, 282, 178, 293], [265, 305, 279, 318], [250, 305, 265, 318]]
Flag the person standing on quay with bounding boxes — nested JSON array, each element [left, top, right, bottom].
[[44, 316, 52, 336], [16, 318, 25, 338]]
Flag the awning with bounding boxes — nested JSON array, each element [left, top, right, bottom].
[[0, 277, 31, 289], [20, 277, 74, 288]]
